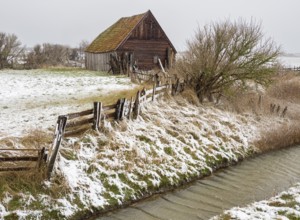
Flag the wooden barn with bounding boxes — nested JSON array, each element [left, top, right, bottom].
[[85, 10, 177, 73]]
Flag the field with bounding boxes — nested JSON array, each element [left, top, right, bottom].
[[0, 69, 300, 219], [0, 69, 136, 138]]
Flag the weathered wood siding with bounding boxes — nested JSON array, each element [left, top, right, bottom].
[[118, 12, 176, 70], [85, 52, 115, 72], [119, 40, 173, 70]]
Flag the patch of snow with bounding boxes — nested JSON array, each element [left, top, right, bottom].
[[0, 69, 136, 138], [212, 183, 300, 220]]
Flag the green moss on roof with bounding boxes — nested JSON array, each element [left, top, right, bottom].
[[86, 12, 146, 53]]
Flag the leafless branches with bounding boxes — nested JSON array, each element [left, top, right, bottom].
[[177, 19, 281, 102]]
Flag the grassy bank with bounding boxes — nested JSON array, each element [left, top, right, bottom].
[[0, 72, 300, 219]]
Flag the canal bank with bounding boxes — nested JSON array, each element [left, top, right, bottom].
[[1, 92, 299, 220], [96, 145, 300, 220]]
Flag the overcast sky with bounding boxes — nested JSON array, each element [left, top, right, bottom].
[[1, 0, 299, 53]]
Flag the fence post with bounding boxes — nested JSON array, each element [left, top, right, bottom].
[[37, 147, 46, 169], [47, 115, 67, 179], [128, 97, 133, 120], [152, 82, 157, 101], [121, 99, 128, 119], [172, 78, 180, 96], [93, 102, 102, 131], [133, 91, 141, 119], [281, 106, 288, 117], [115, 98, 125, 121], [258, 95, 262, 110]]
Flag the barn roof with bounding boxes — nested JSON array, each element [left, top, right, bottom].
[[86, 12, 146, 53], [85, 10, 176, 53]]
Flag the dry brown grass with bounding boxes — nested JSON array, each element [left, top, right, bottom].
[[180, 89, 201, 106], [218, 72, 300, 152], [19, 130, 52, 149], [254, 121, 300, 152], [219, 72, 300, 117], [267, 72, 300, 102], [0, 170, 46, 199]]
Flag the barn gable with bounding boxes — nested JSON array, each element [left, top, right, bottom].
[[85, 10, 176, 72]]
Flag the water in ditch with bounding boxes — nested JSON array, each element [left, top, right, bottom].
[[96, 145, 300, 220]]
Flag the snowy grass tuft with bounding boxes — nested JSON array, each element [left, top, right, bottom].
[[212, 183, 300, 220]]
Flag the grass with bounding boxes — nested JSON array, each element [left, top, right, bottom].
[[137, 135, 153, 144], [74, 85, 146, 106], [164, 146, 173, 155], [254, 121, 300, 152]]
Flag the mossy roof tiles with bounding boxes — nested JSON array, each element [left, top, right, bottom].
[[86, 12, 146, 53]]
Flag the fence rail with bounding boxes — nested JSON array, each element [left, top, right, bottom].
[[0, 148, 46, 172]]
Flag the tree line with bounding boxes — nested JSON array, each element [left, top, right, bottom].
[[0, 32, 88, 69]]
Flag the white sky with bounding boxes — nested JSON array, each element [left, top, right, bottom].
[[1, 0, 299, 52]]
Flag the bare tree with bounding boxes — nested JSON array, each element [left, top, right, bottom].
[[177, 19, 281, 102], [0, 32, 24, 69], [25, 43, 70, 68]]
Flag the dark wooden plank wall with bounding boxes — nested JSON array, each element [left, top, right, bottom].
[[120, 40, 171, 70], [118, 12, 175, 70]]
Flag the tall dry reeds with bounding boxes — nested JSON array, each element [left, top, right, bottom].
[[219, 72, 300, 152], [254, 121, 300, 152]]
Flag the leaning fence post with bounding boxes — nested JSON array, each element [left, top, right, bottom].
[[47, 115, 67, 179], [133, 91, 141, 119], [93, 102, 102, 131], [152, 82, 157, 101], [281, 106, 288, 117]]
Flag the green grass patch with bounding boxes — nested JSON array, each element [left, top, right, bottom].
[[164, 146, 173, 155], [137, 135, 154, 144], [281, 193, 294, 200]]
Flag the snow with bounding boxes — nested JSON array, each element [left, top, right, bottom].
[[0, 69, 294, 219], [211, 183, 300, 220], [0, 69, 136, 138]]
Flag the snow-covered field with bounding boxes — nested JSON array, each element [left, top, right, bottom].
[[0, 93, 290, 219], [0, 69, 299, 219], [212, 183, 300, 220], [0, 69, 136, 138]]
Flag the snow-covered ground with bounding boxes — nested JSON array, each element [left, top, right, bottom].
[[0, 69, 136, 138], [0, 93, 290, 219], [0, 69, 298, 219], [211, 183, 300, 220]]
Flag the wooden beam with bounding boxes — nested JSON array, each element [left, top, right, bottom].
[[158, 58, 166, 73], [66, 117, 94, 129], [66, 109, 93, 120], [0, 156, 38, 162]]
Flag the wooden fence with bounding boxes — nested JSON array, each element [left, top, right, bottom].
[[0, 148, 46, 172], [46, 79, 185, 179], [0, 77, 184, 177]]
